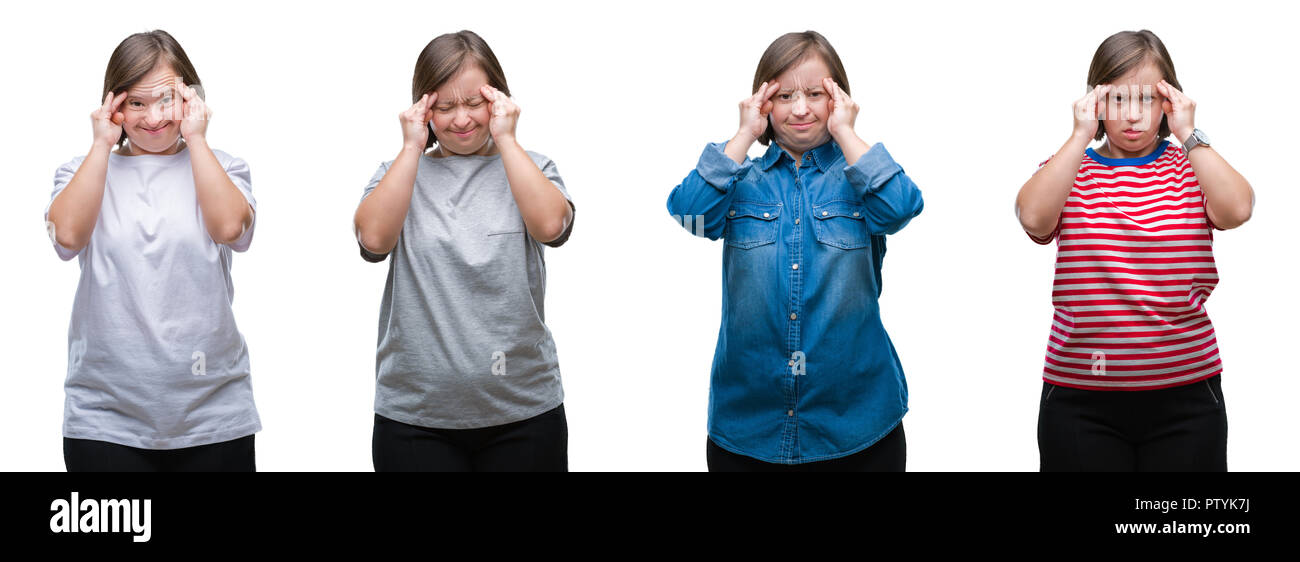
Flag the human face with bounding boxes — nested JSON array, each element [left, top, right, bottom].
[[120, 63, 184, 155], [430, 63, 494, 156], [769, 56, 833, 162], [1098, 60, 1168, 159]]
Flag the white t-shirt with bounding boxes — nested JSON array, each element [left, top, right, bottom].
[[46, 146, 261, 449]]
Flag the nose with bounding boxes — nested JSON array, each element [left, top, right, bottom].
[[145, 101, 167, 126], [791, 92, 810, 117], [1126, 86, 1143, 122], [452, 106, 473, 129]]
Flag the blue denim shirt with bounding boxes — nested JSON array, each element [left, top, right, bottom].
[[667, 139, 924, 464]]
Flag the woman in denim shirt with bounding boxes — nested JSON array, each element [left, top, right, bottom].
[[667, 31, 924, 471]]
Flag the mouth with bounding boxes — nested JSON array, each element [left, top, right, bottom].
[[450, 127, 478, 139], [789, 121, 817, 132], [1121, 129, 1144, 140], [141, 124, 169, 135]]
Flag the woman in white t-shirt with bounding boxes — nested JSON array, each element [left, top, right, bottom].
[[45, 30, 260, 471]]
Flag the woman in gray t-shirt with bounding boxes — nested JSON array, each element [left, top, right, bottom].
[[355, 30, 575, 472], [47, 30, 260, 471]]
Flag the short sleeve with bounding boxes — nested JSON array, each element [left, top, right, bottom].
[[1026, 155, 1061, 245], [532, 153, 575, 248], [360, 161, 391, 204], [45, 156, 87, 261], [357, 161, 393, 262], [223, 156, 257, 252], [1180, 150, 1227, 233]]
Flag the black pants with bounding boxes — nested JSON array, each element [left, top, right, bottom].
[[1038, 375, 1228, 471], [706, 423, 906, 472], [64, 435, 256, 472], [372, 404, 568, 472]]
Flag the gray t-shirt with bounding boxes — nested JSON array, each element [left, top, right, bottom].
[[47, 147, 261, 450], [361, 151, 573, 429]]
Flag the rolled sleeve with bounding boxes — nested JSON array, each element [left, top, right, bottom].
[[697, 141, 751, 190], [844, 143, 904, 194]]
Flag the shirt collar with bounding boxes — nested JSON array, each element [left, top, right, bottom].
[[758, 139, 842, 172]]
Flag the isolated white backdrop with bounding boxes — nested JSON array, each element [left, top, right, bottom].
[[1, 0, 1294, 471]]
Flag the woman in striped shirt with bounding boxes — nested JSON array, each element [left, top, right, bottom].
[[1015, 30, 1254, 471]]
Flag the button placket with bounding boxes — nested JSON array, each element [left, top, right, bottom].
[[785, 165, 807, 442]]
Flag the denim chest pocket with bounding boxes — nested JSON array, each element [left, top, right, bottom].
[[811, 200, 870, 249], [724, 201, 781, 249]]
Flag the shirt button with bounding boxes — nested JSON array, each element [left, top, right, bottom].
[[822, 211, 829, 217], [763, 212, 770, 218], [788, 359, 795, 366], [792, 263, 799, 270], [794, 218, 800, 225], [853, 212, 861, 217], [789, 313, 797, 320], [787, 410, 794, 417], [729, 210, 735, 216]]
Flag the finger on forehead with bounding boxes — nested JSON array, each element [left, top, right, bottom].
[[763, 81, 781, 99], [1165, 81, 1183, 99]]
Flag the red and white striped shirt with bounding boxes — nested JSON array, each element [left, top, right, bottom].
[[1029, 140, 1222, 390]]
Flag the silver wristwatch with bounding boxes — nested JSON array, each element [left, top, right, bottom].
[[1182, 128, 1210, 153]]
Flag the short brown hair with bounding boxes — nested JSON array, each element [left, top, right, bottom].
[[751, 31, 850, 146], [102, 30, 202, 147], [1087, 30, 1181, 141], [412, 30, 510, 149]]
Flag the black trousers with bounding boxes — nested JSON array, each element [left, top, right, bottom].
[[706, 423, 906, 472], [1038, 375, 1228, 472], [372, 404, 568, 472], [64, 435, 256, 472]]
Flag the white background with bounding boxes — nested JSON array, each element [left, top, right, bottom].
[[1, 0, 1294, 471]]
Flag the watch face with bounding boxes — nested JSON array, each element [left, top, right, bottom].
[[1195, 130, 1210, 145]]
